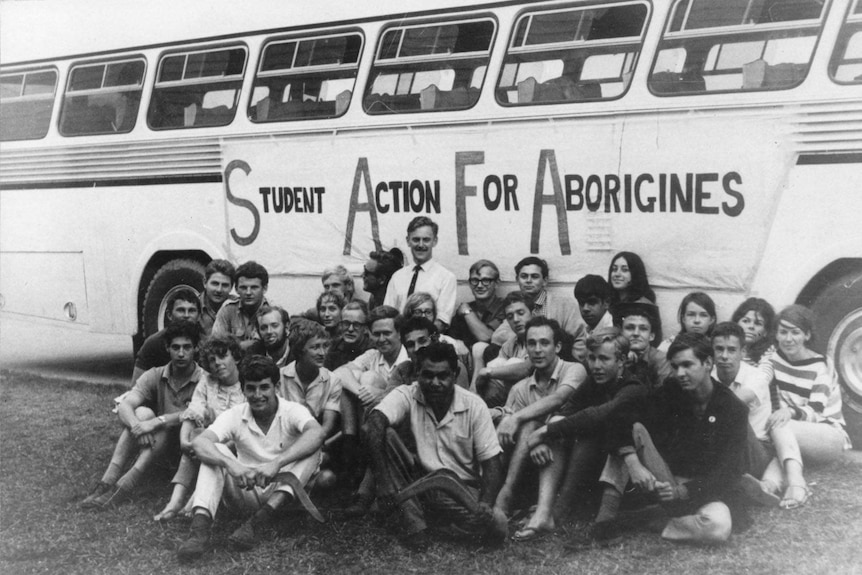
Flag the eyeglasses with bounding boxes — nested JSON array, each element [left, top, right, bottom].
[[339, 320, 365, 331], [469, 277, 496, 287], [412, 308, 435, 318]]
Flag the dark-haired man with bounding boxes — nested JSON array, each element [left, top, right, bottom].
[[200, 259, 236, 336], [594, 333, 749, 545], [574, 275, 614, 336], [384, 216, 457, 330], [389, 316, 470, 389], [366, 342, 506, 550], [613, 298, 672, 389], [494, 317, 587, 519], [254, 305, 292, 367], [177, 355, 326, 562], [213, 260, 270, 350], [82, 322, 203, 509], [131, 288, 201, 384]]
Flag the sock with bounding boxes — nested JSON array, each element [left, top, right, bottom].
[[594, 486, 622, 524], [101, 462, 124, 486]]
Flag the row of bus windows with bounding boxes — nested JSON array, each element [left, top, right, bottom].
[[2, 0, 861, 141]]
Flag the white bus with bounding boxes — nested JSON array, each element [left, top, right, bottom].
[[2, 0, 861, 439]]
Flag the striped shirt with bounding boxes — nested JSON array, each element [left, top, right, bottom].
[[770, 349, 847, 431]]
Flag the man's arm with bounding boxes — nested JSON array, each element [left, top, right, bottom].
[[475, 359, 532, 392], [192, 428, 257, 487], [320, 409, 340, 440], [497, 384, 577, 446], [478, 454, 504, 507], [543, 383, 648, 442], [457, 302, 494, 343], [334, 364, 377, 407]]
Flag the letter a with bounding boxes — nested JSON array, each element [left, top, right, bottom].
[[343, 158, 382, 255], [531, 150, 571, 255]]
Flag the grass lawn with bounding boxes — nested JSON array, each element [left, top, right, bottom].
[[1, 370, 861, 575]]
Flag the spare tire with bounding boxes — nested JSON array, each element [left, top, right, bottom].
[[810, 268, 862, 450], [141, 259, 205, 338]]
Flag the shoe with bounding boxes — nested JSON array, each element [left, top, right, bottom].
[[177, 514, 213, 563], [512, 525, 554, 543], [87, 484, 130, 509], [564, 521, 622, 552], [344, 493, 373, 518], [228, 521, 257, 551], [401, 530, 432, 552], [80, 482, 111, 509], [780, 484, 811, 510], [739, 474, 781, 508]]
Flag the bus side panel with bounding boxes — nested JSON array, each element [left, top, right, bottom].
[[222, 112, 792, 307]]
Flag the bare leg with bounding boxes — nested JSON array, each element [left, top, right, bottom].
[[520, 441, 567, 533], [495, 420, 539, 515]]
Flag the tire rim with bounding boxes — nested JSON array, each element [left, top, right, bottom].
[[826, 306, 862, 407], [156, 284, 200, 332]]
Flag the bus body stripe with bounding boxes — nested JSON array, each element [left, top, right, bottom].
[[797, 153, 862, 165], [0, 173, 222, 190]]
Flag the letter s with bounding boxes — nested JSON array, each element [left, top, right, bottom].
[[721, 172, 745, 217], [225, 160, 260, 246]]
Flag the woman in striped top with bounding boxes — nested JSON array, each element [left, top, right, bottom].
[[767, 305, 851, 508]]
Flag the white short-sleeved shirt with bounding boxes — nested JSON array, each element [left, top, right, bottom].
[[383, 259, 458, 325], [350, 346, 410, 381], [279, 361, 342, 420], [374, 383, 502, 484], [207, 398, 316, 468], [506, 359, 586, 414], [713, 361, 772, 441]]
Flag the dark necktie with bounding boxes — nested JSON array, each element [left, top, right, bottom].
[[407, 265, 422, 296]]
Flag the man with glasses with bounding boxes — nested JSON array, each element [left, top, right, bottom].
[[325, 300, 372, 371], [448, 259, 506, 350]]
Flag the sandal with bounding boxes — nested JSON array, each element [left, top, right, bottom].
[[512, 525, 553, 543], [780, 484, 810, 510]]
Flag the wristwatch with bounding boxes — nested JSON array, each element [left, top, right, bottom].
[[157, 415, 167, 426], [462, 307, 473, 316]]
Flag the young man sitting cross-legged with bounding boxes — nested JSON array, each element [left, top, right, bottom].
[[177, 355, 326, 563]]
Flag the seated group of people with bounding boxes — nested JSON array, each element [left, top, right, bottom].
[[80, 216, 852, 563]]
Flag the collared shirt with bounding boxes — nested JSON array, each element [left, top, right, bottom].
[[212, 297, 269, 341], [128, 362, 203, 416], [279, 361, 342, 421], [384, 259, 458, 324], [208, 398, 316, 468], [586, 311, 614, 337], [712, 361, 772, 441], [498, 335, 527, 361], [182, 371, 245, 426], [350, 345, 411, 383], [505, 358, 586, 414], [447, 295, 506, 348], [375, 383, 502, 483], [198, 293, 237, 337], [529, 290, 587, 362]]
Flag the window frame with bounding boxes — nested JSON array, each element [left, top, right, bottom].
[[363, 14, 498, 115], [147, 43, 248, 131], [495, 0, 652, 107], [58, 56, 147, 137], [248, 28, 364, 123], [829, 0, 862, 84], [0, 66, 59, 141]]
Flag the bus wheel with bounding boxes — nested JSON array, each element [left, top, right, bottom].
[[141, 259, 205, 338], [813, 269, 862, 449]]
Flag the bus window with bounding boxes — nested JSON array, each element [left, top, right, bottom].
[[364, 18, 495, 114], [249, 32, 362, 122], [148, 46, 246, 129], [59, 59, 145, 136], [830, 0, 862, 83], [0, 69, 57, 141], [650, 0, 826, 95], [496, 2, 649, 105]]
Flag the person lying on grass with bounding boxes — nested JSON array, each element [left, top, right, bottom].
[[81, 321, 203, 510], [153, 335, 245, 522], [176, 355, 326, 563], [366, 341, 506, 551]]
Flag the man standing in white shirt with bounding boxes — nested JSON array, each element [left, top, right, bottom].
[[384, 216, 457, 331]]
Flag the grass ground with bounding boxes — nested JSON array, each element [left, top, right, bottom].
[[1, 370, 861, 575]]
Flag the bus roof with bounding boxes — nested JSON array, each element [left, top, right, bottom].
[[0, 0, 533, 66]]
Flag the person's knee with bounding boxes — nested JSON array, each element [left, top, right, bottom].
[[699, 502, 732, 542], [134, 406, 157, 420], [359, 371, 387, 391], [631, 422, 648, 445]]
